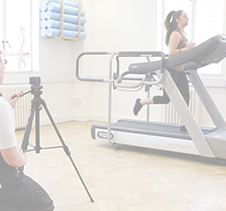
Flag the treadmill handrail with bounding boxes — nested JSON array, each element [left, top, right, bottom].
[[76, 51, 165, 83], [114, 72, 164, 90], [113, 51, 165, 90], [116, 53, 169, 77], [76, 51, 110, 82]]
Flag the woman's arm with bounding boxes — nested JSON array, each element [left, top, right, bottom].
[[168, 31, 182, 56], [169, 31, 195, 56]]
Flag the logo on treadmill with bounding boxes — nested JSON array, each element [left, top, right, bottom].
[[130, 65, 139, 69], [97, 131, 114, 140], [167, 143, 191, 149]]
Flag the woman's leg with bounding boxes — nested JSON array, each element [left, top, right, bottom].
[[133, 89, 170, 116], [176, 72, 190, 106], [133, 70, 189, 116], [173, 71, 190, 130]]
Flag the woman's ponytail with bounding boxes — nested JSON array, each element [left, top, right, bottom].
[[164, 10, 183, 46]]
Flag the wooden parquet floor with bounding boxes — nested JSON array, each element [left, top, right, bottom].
[[15, 121, 226, 211]]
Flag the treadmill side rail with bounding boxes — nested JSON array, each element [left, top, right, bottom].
[[162, 69, 215, 158]]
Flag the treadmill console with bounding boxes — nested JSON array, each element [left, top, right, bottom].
[[129, 34, 226, 74]]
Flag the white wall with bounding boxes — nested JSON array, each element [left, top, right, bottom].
[[38, 23, 82, 124], [81, 0, 160, 123]]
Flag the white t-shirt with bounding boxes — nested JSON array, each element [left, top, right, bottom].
[[0, 97, 17, 149]]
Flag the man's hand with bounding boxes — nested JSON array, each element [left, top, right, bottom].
[[8, 91, 23, 109]]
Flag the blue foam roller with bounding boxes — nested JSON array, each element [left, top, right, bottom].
[[44, 0, 81, 8], [48, 2, 86, 16], [41, 12, 47, 19], [40, 3, 47, 11], [40, 29, 47, 37], [46, 11, 87, 24], [47, 20, 85, 32], [47, 28, 87, 39], [41, 20, 47, 28]]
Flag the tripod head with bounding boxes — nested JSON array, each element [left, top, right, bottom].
[[12, 76, 43, 99], [29, 76, 43, 96]]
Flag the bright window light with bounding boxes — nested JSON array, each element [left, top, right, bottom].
[[1, 0, 34, 72]]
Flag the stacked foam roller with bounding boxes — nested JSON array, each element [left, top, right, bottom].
[[40, 0, 86, 40]]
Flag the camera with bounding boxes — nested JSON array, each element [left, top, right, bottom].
[[29, 76, 41, 85]]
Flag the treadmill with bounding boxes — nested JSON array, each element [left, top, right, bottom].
[[76, 34, 226, 163]]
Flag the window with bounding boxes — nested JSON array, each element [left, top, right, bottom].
[[195, 0, 224, 75], [0, 0, 39, 72], [161, 0, 224, 75]]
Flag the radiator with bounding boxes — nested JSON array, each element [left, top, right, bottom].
[[0, 85, 32, 130], [162, 88, 201, 124]]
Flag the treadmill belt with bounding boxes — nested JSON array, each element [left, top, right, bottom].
[[94, 120, 216, 141]]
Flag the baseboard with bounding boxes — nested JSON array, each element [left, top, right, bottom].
[[73, 114, 93, 122], [40, 114, 76, 126]]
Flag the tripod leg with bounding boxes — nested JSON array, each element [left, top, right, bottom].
[[19, 101, 36, 172], [35, 100, 41, 153], [40, 99, 94, 203], [21, 102, 36, 151]]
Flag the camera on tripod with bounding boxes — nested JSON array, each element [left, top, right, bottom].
[[29, 76, 41, 85]]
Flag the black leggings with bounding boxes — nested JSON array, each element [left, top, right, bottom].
[[153, 69, 190, 106]]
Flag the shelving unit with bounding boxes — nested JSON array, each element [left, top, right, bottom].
[[47, 0, 81, 41]]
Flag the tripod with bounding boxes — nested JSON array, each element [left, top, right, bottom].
[[20, 83, 94, 203]]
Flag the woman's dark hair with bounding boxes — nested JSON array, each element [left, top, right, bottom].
[[165, 10, 183, 46]]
